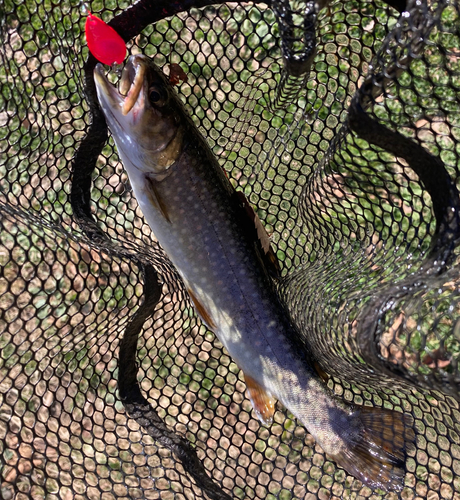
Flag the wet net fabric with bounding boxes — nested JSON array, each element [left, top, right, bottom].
[[2, 0, 460, 499]]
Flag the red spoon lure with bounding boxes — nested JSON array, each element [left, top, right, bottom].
[[85, 12, 126, 65]]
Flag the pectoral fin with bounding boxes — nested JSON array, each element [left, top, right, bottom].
[[244, 374, 275, 425], [145, 175, 171, 223]]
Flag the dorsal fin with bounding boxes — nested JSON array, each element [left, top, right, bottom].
[[233, 190, 281, 279]]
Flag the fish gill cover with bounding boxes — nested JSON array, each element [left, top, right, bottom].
[[1, 0, 460, 499]]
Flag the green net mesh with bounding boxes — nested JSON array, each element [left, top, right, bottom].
[[2, 0, 460, 498]]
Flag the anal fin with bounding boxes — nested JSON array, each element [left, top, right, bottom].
[[314, 361, 330, 383], [186, 286, 216, 331], [244, 374, 275, 425]]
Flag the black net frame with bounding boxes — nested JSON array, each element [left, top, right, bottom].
[[2, 0, 460, 499]]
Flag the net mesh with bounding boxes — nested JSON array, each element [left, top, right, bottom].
[[2, 0, 460, 498]]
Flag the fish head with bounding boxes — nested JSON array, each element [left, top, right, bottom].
[[94, 54, 184, 178]]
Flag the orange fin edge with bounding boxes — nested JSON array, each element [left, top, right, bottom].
[[186, 286, 216, 331], [314, 361, 330, 383], [244, 374, 275, 425]]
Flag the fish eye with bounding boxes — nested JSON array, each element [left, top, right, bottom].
[[148, 87, 164, 105]]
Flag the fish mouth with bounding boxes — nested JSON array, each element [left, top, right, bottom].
[[119, 56, 147, 115], [94, 54, 183, 171], [94, 55, 147, 120]]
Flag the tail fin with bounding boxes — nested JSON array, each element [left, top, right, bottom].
[[334, 407, 415, 491]]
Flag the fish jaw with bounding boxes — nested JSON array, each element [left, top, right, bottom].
[[93, 61, 145, 155], [93, 55, 183, 180]]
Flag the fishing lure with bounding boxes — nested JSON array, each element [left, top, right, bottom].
[[85, 11, 126, 65]]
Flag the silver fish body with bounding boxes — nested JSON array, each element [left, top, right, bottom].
[[94, 54, 414, 491]]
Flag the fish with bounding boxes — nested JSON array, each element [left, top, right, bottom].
[[94, 54, 415, 492]]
